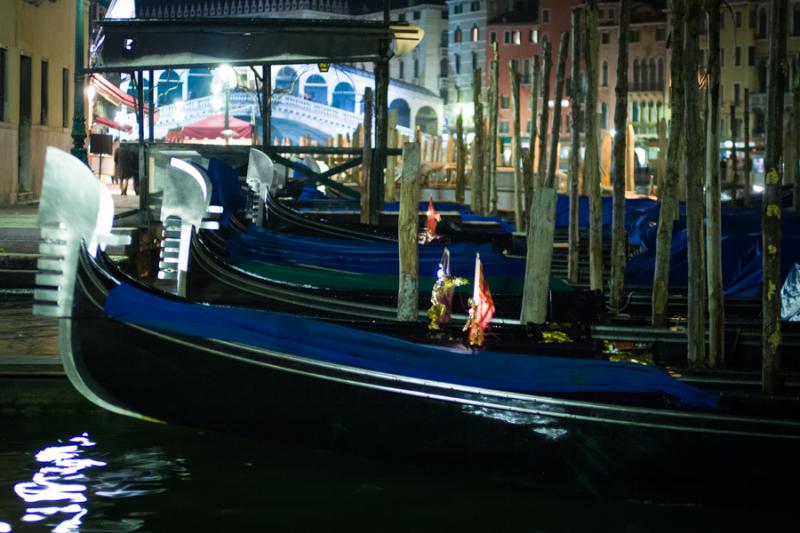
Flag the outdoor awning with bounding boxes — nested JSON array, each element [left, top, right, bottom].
[[94, 115, 133, 132], [90, 73, 154, 114], [91, 18, 423, 72], [180, 114, 252, 141]]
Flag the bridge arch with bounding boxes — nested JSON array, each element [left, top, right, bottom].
[[304, 74, 328, 105], [275, 66, 299, 96], [331, 82, 356, 112], [157, 70, 182, 106], [389, 98, 411, 128], [415, 106, 438, 135]]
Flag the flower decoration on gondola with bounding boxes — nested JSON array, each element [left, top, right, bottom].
[[420, 198, 441, 244], [464, 253, 495, 347], [427, 248, 468, 331]]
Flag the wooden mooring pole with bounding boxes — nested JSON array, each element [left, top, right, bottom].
[[762, 0, 787, 393], [397, 142, 421, 321], [360, 88, 374, 225], [684, 0, 707, 366], [471, 68, 485, 215], [384, 109, 398, 202], [527, 55, 540, 216], [610, 0, 631, 314], [511, 62, 524, 231], [521, 31, 570, 326], [585, 0, 603, 292], [744, 88, 751, 207], [793, 67, 800, 211], [567, 7, 583, 285], [706, 0, 724, 367], [537, 38, 552, 190], [455, 113, 466, 205], [730, 104, 738, 187], [487, 43, 500, 215]]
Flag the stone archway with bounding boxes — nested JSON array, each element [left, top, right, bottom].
[[275, 66, 299, 96], [304, 74, 328, 104], [415, 106, 438, 135], [157, 70, 182, 106], [331, 82, 356, 112], [389, 98, 411, 128]]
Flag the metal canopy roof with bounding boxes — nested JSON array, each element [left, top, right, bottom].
[[91, 18, 423, 72]]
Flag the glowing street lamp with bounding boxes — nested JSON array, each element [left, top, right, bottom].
[[214, 65, 238, 145]]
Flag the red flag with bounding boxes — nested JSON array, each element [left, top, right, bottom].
[[425, 198, 440, 239], [466, 253, 495, 346]]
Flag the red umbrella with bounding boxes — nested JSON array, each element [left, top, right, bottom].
[[181, 114, 252, 141]]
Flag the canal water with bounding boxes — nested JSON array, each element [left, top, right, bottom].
[[0, 406, 794, 533]]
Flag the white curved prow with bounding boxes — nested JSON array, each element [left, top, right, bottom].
[[245, 148, 274, 225]]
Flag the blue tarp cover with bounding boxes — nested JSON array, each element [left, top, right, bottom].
[[104, 282, 718, 409]]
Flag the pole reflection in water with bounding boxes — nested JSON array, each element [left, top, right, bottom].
[[14, 434, 104, 531]]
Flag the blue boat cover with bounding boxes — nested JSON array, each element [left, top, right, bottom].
[[104, 282, 718, 409], [206, 158, 243, 228]]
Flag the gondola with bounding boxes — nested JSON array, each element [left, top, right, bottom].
[[35, 148, 800, 505]]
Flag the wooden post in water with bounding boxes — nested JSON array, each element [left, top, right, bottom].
[[609, 0, 631, 314], [471, 68, 485, 214], [730, 104, 738, 187], [683, 0, 707, 366], [585, 0, 603, 292], [762, 0, 787, 393], [656, 118, 667, 197], [511, 62, 524, 231], [384, 109, 398, 202], [706, 0, 724, 367], [793, 70, 800, 211], [568, 7, 583, 285], [547, 33, 569, 190], [537, 38, 552, 189], [397, 142, 421, 321], [360, 88, 374, 224], [625, 122, 635, 192], [487, 43, 500, 214], [744, 88, 751, 207], [527, 55, 540, 215], [456, 114, 466, 205], [521, 31, 570, 326]]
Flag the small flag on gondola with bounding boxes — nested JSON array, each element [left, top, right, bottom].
[[464, 253, 495, 346], [427, 248, 467, 330], [425, 198, 440, 241]]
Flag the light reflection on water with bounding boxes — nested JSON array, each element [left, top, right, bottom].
[[2, 428, 183, 533]]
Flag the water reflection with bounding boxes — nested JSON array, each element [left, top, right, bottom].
[[14, 433, 104, 531], [7, 431, 183, 532]]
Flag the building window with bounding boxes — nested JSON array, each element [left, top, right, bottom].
[[512, 31, 521, 45], [523, 59, 530, 84], [40, 60, 48, 125], [641, 60, 648, 89], [734, 83, 740, 104], [602, 60, 608, 87], [472, 52, 477, 71], [656, 27, 666, 41], [454, 4, 462, 15], [398, 13, 406, 22], [529, 29, 538, 43], [748, 46, 755, 66], [629, 30, 640, 43], [0, 48, 6, 122], [504, 31, 510, 44], [490, 31, 497, 43], [454, 27, 462, 43], [658, 58, 664, 87], [413, 10, 420, 20], [542, 9, 550, 24], [455, 54, 461, 75], [735, 47, 741, 66], [601, 32, 610, 44], [499, 120, 509, 133], [758, 7, 767, 38], [399, 61, 405, 79], [749, 8, 756, 28], [61, 67, 69, 128], [440, 58, 448, 78], [471, 24, 479, 42], [510, 59, 520, 75], [414, 59, 419, 78], [720, 49, 724, 67], [601, 102, 608, 129], [609, 8, 615, 20], [735, 10, 742, 28], [440, 88, 448, 104], [649, 58, 656, 88], [632, 59, 639, 90], [526, 120, 531, 133], [720, 10, 725, 29], [500, 95, 510, 109], [441, 30, 447, 47], [471, 1, 480, 11], [632, 101, 639, 122]]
